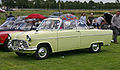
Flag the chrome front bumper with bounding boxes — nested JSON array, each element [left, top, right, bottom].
[[8, 39, 37, 53], [11, 47, 37, 53]]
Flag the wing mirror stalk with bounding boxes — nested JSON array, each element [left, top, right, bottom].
[[35, 29, 38, 33]]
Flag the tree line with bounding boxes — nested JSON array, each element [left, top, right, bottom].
[[1, 0, 120, 9]]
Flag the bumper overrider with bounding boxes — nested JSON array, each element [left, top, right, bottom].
[[8, 39, 37, 53]]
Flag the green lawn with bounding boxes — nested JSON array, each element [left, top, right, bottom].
[[0, 10, 120, 70], [0, 37, 120, 70]]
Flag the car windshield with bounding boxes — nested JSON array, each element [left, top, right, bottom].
[[15, 16, 26, 22], [0, 17, 15, 28], [3, 22, 33, 30], [38, 20, 60, 30], [0, 21, 14, 29], [11, 22, 34, 31]]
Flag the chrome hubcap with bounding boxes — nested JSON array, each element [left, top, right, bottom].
[[92, 44, 99, 52], [38, 47, 47, 58]]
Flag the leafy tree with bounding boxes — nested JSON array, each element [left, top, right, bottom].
[[116, 0, 119, 3], [1, 0, 120, 9]]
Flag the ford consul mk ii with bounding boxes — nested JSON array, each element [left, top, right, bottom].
[[8, 17, 113, 60]]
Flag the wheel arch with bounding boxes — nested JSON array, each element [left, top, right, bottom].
[[37, 42, 52, 53], [90, 41, 104, 46]]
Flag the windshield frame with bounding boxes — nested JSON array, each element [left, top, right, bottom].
[[37, 18, 88, 31], [37, 18, 62, 30]]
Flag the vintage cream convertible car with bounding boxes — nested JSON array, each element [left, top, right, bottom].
[[8, 17, 113, 60]]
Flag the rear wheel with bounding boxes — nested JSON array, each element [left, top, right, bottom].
[[89, 43, 101, 53], [35, 44, 50, 60], [15, 52, 27, 56]]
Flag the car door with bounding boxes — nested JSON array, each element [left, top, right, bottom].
[[57, 20, 80, 52]]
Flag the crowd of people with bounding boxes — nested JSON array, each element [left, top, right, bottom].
[[79, 11, 120, 44], [79, 12, 107, 29]]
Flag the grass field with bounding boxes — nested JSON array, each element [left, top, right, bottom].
[[0, 10, 120, 70], [0, 37, 120, 70]]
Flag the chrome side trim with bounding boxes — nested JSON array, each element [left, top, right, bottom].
[[31, 34, 112, 40], [80, 34, 112, 37], [23, 47, 37, 51], [32, 37, 58, 40]]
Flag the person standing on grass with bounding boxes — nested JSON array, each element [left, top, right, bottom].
[[80, 12, 86, 25], [111, 11, 120, 43], [7, 12, 15, 18], [87, 13, 94, 26]]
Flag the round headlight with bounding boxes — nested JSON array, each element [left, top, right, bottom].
[[26, 35, 31, 41]]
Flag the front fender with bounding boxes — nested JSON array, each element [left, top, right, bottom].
[[35, 41, 57, 53]]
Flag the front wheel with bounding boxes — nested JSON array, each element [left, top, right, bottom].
[[89, 43, 101, 53], [35, 44, 50, 60]]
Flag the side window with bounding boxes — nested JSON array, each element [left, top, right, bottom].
[[61, 20, 77, 29], [40, 20, 60, 29], [51, 20, 60, 29]]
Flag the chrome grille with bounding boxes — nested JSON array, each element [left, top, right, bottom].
[[12, 40, 29, 48], [12, 40, 20, 47]]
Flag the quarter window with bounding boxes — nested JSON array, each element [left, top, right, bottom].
[[60, 20, 77, 29], [39, 20, 60, 29]]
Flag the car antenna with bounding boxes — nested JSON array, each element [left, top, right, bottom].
[[58, 0, 61, 16]]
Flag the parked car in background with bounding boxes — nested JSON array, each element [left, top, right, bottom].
[[0, 17, 15, 30], [5, 8, 14, 11], [0, 18, 40, 51], [9, 15, 112, 60], [0, 16, 27, 31], [0, 8, 6, 13], [49, 12, 63, 18]]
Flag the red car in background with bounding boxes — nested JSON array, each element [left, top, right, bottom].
[[0, 8, 6, 13], [0, 14, 46, 51], [0, 20, 39, 51]]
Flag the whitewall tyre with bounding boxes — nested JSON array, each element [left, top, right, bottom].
[[35, 44, 50, 60], [89, 43, 101, 53]]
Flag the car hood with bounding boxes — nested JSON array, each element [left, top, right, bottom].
[[0, 31, 21, 35], [11, 30, 57, 41]]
